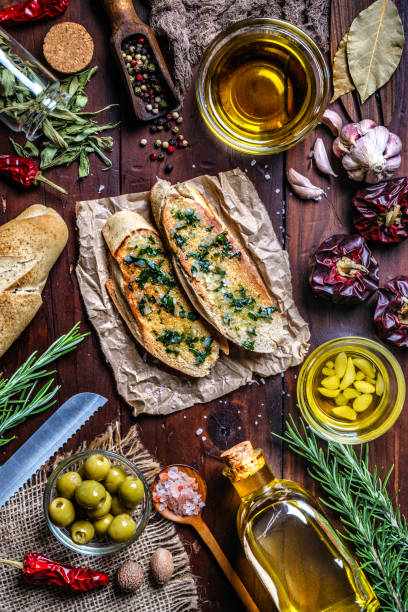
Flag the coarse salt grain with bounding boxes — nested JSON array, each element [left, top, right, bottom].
[[153, 467, 205, 516], [195, 428, 203, 436]]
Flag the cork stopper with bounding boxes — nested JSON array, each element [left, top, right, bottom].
[[221, 441, 265, 482]]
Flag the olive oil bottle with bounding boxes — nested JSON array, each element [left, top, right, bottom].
[[221, 441, 379, 612]]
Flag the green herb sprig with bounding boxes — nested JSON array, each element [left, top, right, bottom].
[[0, 323, 87, 447], [279, 416, 408, 611], [0, 31, 118, 180]]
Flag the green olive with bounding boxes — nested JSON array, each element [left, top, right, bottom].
[[48, 497, 75, 527], [56, 471, 82, 499], [104, 465, 126, 494], [84, 453, 111, 481], [88, 491, 112, 519], [111, 496, 134, 516], [93, 513, 114, 535], [119, 476, 144, 506], [71, 520, 95, 545], [108, 513, 136, 542], [75, 480, 106, 509]]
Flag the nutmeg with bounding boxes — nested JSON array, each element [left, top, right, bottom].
[[116, 560, 144, 592], [150, 548, 174, 584]]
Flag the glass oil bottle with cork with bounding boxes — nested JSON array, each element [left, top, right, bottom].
[[221, 441, 379, 612]]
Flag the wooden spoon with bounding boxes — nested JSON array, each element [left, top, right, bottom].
[[152, 464, 260, 612], [100, 0, 178, 121]]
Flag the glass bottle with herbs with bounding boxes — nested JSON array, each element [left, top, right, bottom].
[[221, 441, 379, 612]]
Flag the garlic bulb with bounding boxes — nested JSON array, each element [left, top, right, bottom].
[[333, 120, 402, 184]]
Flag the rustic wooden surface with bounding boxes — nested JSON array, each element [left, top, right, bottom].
[[0, 1, 407, 610]]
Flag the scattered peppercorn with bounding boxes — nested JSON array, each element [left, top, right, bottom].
[[172, 112, 179, 119], [172, 126, 179, 134], [167, 146, 175, 154], [158, 152, 165, 160], [154, 139, 162, 148], [150, 153, 159, 161], [176, 117, 183, 124], [162, 141, 169, 149], [169, 138, 176, 146], [165, 163, 173, 173], [140, 138, 147, 147], [182, 140, 188, 147]]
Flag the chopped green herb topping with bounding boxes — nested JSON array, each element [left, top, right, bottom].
[[138, 245, 164, 257], [156, 329, 184, 346], [159, 291, 175, 314], [173, 208, 201, 227], [136, 261, 176, 289], [174, 233, 188, 249], [148, 235, 155, 244], [242, 341, 255, 350], [139, 297, 147, 315], [187, 311, 198, 321], [189, 337, 213, 365], [248, 306, 277, 321]]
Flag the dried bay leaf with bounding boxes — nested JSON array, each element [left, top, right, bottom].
[[330, 31, 355, 103], [347, 0, 404, 104]]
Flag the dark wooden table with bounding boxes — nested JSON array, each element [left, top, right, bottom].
[[1, 2, 407, 611]]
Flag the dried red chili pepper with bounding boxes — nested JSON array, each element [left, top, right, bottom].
[[374, 276, 408, 348], [309, 234, 379, 304], [353, 177, 408, 243], [0, 0, 69, 25], [0, 155, 67, 194], [0, 553, 109, 591]]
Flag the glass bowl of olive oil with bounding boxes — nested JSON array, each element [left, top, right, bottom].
[[196, 18, 330, 155], [297, 337, 406, 444]]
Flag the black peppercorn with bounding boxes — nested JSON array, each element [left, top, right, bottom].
[[165, 163, 173, 174], [168, 138, 176, 146]]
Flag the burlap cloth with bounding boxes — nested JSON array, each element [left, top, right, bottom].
[[0, 422, 198, 612], [148, 0, 330, 93]]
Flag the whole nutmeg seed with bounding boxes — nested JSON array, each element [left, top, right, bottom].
[[116, 560, 144, 592], [150, 547, 174, 584]]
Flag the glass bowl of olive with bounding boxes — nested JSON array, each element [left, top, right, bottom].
[[44, 450, 151, 556]]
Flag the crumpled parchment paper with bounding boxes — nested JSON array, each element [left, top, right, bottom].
[[76, 168, 310, 416]]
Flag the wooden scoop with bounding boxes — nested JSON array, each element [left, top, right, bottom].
[[152, 464, 260, 612], [101, 0, 178, 121]]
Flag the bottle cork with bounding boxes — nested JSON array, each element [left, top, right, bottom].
[[43, 22, 94, 74], [221, 441, 264, 481]]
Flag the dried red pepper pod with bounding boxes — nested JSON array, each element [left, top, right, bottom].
[[0, 155, 67, 194], [353, 177, 408, 243], [0, 0, 69, 25], [309, 233, 379, 304], [374, 277, 408, 348], [0, 553, 109, 591]]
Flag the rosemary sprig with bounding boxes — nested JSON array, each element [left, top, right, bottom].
[[279, 416, 408, 611], [0, 323, 87, 447]]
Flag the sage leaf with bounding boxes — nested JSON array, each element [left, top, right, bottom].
[[41, 146, 81, 170], [42, 117, 68, 150], [330, 32, 355, 103], [40, 145, 58, 167], [9, 137, 26, 157], [0, 69, 15, 97], [23, 140, 39, 158], [347, 0, 404, 104], [78, 147, 90, 178]]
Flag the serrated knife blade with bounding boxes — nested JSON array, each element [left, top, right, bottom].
[[0, 392, 107, 508]]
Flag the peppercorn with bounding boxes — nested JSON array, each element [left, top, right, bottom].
[[162, 141, 169, 149], [140, 138, 147, 147], [176, 117, 183, 124], [146, 104, 152, 111], [150, 153, 159, 161], [154, 139, 162, 148], [182, 140, 188, 147], [165, 163, 173, 174], [177, 135, 184, 141], [172, 112, 179, 119], [167, 146, 175, 154], [168, 138, 176, 146], [150, 126, 157, 134], [152, 109, 159, 115], [158, 152, 164, 160], [172, 126, 179, 134], [164, 122, 171, 130], [166, 113, 173, 120]]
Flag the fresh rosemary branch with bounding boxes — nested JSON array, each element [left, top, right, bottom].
[[0, 323, 87, 447], [279, 416, 408, 612]]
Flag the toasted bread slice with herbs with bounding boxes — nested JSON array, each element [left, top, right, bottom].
[[151, 180, 282, 353], [102, 210, 221, 377]]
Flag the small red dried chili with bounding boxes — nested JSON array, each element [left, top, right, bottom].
[[0, 553, 109, 591], [0, 0, 69, 25], [353, 177, 408, 243], [309, 233, 379, 304], [0, 155, 67, 194], [374, 276, 408, 348]]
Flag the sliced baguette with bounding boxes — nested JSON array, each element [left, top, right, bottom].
[[102, 210, 221, 377], [151, 180, 282, 353]]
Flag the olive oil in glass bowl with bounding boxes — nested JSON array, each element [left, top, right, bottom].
[[297, 337, 406, 444], [196, 18, 329, 154]]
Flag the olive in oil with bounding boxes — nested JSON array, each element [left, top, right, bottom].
[[211, 35, 312, 140], [222, 442, 379, 612]]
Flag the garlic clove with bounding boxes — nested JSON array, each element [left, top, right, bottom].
[[358, 119, 377, 136], [287, 168, 326, 200], [347, 168, 366, 182], [312, 138, 338, 177], [350, 130, 385, 171], [372, 125, 390, 155], [384, 154, 402, 173], [321, 109, 343, 136], [341, 154, 361, 170], [333, 137, 349, 158], [384, 133, 402, 159], [340, 122, 360, 146]]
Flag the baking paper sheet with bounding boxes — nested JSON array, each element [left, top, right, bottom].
[[76, 168, 310, 416]]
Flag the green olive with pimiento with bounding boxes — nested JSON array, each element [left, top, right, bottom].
[[56, 471, 82, 499], [119, 476, 144, 506], [108, 513, 136, 542], [84, 453, 111, 481], [48, 497, 75, 527], [75, 480, 106, 509], [71, 520, 95, 545], [88, 491, 112, 519], [93, 513, 114, 535], [104, 465, 126, 494]]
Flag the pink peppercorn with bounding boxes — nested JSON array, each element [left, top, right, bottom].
[[138, 37, 145, 44], [150, 153, 159, 161], [136, 74, 143, 81], [131, 60, 137, 67], [167, 146, 175, 154]]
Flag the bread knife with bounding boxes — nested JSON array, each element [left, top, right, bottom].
[[0, 392, 107, 508]]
